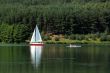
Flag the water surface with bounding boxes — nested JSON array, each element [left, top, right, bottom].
[[0, 44, 110, 73]]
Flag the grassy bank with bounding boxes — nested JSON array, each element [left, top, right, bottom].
[[44, 40, 110, 44], [43, 34, 110, 44], [0, 39, 110, 44], [44, 40, 97, 44]]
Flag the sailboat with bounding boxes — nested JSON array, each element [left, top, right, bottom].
[[30, 25, 44, 46]]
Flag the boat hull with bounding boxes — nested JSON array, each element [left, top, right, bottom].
[[30, 42, 44, 46]]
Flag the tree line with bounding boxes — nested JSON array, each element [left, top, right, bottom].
[[0, 1, 110, 43], [0, 0, 110, 5], [0, 24, 30, 43]]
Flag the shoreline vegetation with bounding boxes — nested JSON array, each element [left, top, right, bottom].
[[0, 33, 110, 44], [0, 40, 110, 44], [0, 23, 110, 44], [43, 34, 110, 44], [0, 1, 110, 44], [44, 40, 110, 44]]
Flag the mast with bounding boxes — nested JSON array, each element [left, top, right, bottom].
[[35, 25, 36, 42]]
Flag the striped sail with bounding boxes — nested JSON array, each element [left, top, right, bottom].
[[30, 25, 42, 43]]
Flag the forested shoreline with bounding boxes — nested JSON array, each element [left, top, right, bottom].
[[0, 0, 110, 43]]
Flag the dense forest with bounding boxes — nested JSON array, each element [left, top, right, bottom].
[[0, 0, 110, 43], [0, 0, 110, 5]]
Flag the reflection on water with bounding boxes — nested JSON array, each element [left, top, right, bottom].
[[30, 46, 43, 68], [0, 44, 110, 73]]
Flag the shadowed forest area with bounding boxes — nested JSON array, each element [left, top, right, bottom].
[[0, 0, 110, 43]]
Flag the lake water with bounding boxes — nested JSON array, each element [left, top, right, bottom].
[[0, 44, 110, 73]]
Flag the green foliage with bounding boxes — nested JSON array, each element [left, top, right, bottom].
[[68, 33, 110, 41], [13, 24, 30, 43], [1, 1, 110, 43], [100, 34, 110, 41], [69, 34, 85, 40], [64, 35, 69, 39], [69, 34, 76, 40], [43, 35, 51, 41], [0, 24, 30, 43], [54, 36, 60, 41], [0, 2, 110, 35], [0, 0, 109, 5], [0, 24, 14, 43], [106, 35, 110, 41]]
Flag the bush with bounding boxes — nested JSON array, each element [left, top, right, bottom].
[[0, 24, 30, 43], [54, 36, 60, 41], [0, 24, 14, 43], [100, 34, 107, 41], [70, 34, 85, 40], [78, 35, 85, 40], [43, 35, 51, 41], [69, 34, 76, 40], [64, 35, 69, 39], [106, 35, 110, 41]]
